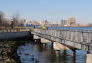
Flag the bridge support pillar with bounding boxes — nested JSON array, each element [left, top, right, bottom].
[[52, 42, 70, 57], [53, 42, 70, 50], [72, 48, 76, 63], [33, 35, 41, 44], [72, 48, 76, 56], [55, 50, 60, 57], [41, 38, 51, 43], [41, 38, 51, 48], [86, 54, 92, 63], [35, 39, 41, 44], [33, 35, 41, 40], [51, 42, 54, 50]]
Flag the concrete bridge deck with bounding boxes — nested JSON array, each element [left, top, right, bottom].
[[31, 29, 92, 53]]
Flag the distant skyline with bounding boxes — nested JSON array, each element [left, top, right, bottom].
[[0, 0, 92, 24]]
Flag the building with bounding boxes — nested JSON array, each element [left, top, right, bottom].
[[61, 19, 67, 26], [66, 17, 76, 26]]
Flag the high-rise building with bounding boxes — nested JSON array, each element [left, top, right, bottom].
[[61, 19, 67, 26], [67, 17, 76, 26]]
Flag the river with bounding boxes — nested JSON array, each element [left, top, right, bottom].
[[17, 41, 87, 63]]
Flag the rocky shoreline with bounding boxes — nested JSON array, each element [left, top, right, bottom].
[[0, 41, 26, 63]]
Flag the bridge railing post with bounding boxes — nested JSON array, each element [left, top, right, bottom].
[[86, 43, 92, 63]]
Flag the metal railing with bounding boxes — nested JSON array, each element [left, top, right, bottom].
[[32, 29, 92, 53]]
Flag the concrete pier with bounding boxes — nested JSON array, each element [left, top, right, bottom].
[[41, 38, 51, 43], [33, 35, 41, 44], [53, 42, 70, 57], [53, 42, 70, 50], [86, 54, 92, 63], [55, 50, 61, 57], [33, 35, 41, 39]]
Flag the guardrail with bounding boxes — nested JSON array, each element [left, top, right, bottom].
[[32, 29, 92, 53]]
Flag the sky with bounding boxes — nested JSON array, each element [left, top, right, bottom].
[[0, 0, 92, 24]]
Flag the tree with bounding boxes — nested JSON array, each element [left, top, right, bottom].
[[11, 12, 20, 28], [0, 11, 5, 26]]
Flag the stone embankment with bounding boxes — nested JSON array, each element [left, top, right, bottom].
[[0, 29, 34, 63], [0, 41, 21, 63]]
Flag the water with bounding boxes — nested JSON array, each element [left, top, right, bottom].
[[17, 42, 87, 63]]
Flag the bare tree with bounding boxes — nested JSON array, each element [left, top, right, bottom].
[[0, 11, 5, 26], [11, 12, 21, 28]]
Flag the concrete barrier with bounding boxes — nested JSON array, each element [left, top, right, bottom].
[[0, 31, 30, 40], [41, 38, 51, 43], [86, 54, 92, 63], [53, 42, 70, 50], [33, 35, 41, 39]]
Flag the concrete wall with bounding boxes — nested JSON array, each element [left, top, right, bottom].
[[41, 38, 51, 43], [53, 42, 70, 50], [86, 54, 92, 63], [0, 31, 30, 40]]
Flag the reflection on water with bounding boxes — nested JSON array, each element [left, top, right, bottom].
[[17, 42, 86, 63]]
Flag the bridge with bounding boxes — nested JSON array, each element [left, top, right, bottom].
[[31, 28, 92, 63], [0, 27, 92, 63]]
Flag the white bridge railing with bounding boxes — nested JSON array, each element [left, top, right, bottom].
[[32, 29, 92, 53]]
